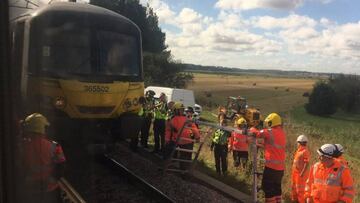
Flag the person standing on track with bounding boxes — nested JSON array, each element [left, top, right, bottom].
[[305, 144, 355, 203], [291, 135, 310, 203], [21, 113, 66, 203], [153, 92, 168, 154], [253, 113, 286, 203]]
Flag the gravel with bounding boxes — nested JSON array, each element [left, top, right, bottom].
[[110, 144, 235, 203]]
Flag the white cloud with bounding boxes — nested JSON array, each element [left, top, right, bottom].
[[215, 0, 304, 11], [143, 0, 176, 24], [280, 21, 360, 62], [280, 27, 318, 39], [142, 0, 359, 73], [252, 14, 317, 30]]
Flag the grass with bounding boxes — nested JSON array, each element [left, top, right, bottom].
[[186, 73, 360, 202], [285, 106, 360, 202]]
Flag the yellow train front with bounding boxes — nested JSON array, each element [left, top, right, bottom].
[[11, 2, 144, 143]]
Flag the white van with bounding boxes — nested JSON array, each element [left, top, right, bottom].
[[144, 86, 202, 115]]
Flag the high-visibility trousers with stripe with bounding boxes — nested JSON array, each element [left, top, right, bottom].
[[291, 170, 308, 203]]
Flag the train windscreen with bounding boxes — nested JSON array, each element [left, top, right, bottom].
[[30, 19, 140, 78]]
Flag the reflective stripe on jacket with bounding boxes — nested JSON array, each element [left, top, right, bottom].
[[165, 115, 200, 145], [291, 145, 310, 203], [154, 101, 167, 120], [293, 145, 310, 173], [258, 126, 286, 170], [212, 129, 230, 145], [305, 160, 355, 203], [229, 130, 248, 151]]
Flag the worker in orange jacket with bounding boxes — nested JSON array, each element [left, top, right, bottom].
[[165, 102, 200, 169], [291, 135, 310, 203], [305, 144, 355, 203], [254, 113, 286, 203], [334, 144, 349, 167], [229, 117, 249, 169], [21, 113, 66, 203]]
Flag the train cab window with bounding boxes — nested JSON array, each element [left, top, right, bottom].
[[98, 31, 139, 76], [33, 22, 92, 76]]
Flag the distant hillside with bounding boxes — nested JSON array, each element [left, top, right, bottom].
[[183, 63, 332, 78]]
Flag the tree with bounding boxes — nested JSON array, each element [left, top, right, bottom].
[[89, 0, 192, 87], [329, 74, 360, 113], [305, 81, 337, 116], [90, 0, 166, 53], [143, 52, 193, 88]]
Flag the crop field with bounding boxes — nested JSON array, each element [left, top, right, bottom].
[[186, 73, 360, 202], [188, 73, 315, 115]]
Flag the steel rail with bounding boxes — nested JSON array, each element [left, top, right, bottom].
[[102, 154, 174, 203], [58, 177, 86, 203]]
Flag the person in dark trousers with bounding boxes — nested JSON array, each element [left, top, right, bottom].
[[211, 115, 231, 176], [252, 113, 286, 203], [140, 91, 155, 148], [228, 117, 249, 169], [152, 92, 167, 153]]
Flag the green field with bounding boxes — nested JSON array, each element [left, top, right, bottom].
[[187, 73, 360, 202]]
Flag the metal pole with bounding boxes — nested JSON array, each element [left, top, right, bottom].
[[252, 135, 258, 203]]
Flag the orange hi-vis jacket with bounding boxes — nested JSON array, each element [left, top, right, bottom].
[[165, 115, 200, 145], [229, 130, 248, 151], [257, 126, 286, 171], [337, 155, 349, 167], [305, 160, 355, 203], [23, 137, 66, 192], [291, 145, 310, 202], [249, 127, 264, 148]]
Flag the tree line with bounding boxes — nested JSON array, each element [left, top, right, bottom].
[[306, 74, 360, 116], [90, 0, 193, 88]]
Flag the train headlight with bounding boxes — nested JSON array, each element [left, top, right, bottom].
[[54, 97, 66, 109], [133, 98, 138, 106]]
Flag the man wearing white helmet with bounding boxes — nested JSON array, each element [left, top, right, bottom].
[[305, 144, 355, 203], [291, 135, 310, 203], [334, 144, 348, 167]]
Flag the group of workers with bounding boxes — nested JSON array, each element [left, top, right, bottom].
[[17, 94, 355, 203], [208, 110, 355, 203], [135, 90, 198, 154]]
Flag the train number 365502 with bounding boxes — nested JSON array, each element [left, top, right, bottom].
[[84, 85, 109, 93]]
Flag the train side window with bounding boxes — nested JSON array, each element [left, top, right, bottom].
[[12, 21, 25, 71]]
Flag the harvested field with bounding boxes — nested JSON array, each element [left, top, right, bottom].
[[188, 73, 316, 115]]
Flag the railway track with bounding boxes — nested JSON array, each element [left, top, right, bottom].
[[100, 154, 174, 203], [59, 178, 86, 203]]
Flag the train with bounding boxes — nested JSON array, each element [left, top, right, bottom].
[[10, 2, 144, 143]]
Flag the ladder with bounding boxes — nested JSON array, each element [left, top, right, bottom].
[[163, 120, 213, 174], [163, 119, 262, 202]]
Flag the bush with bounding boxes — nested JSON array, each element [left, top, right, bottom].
[[305, 81, 337, 116], [329, 75, 360, 113]]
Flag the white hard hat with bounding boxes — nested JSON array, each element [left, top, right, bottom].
[[317, 144, 336, 158], [296, 135, 308, 143], [335, 144, 344, 153]]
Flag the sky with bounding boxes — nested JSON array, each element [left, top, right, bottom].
[[9, 0, 360, 74], [139, 0, 360, 74]]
